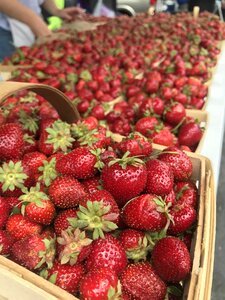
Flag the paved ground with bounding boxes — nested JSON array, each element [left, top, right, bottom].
[[211, 131, 225, 300]]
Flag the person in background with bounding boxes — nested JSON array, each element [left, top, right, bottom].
[[0, 0, 84, 61]]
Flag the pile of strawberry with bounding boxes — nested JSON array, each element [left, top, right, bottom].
[[0, 92, 199, 299], [4, 12, 225, 111]]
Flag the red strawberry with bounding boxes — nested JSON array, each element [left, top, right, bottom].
[[79, 268, 120, 300], [82, 176, 102, 193], [168, 204, 197, 235], [121, 262, 167, 300], [174, 181, 198, 208], [151, 236, 191, 282], [159, 146, 193, 180], [152, 127, 175, 147], [54, 208, 77, 236], [86, 234, 127, 275], [135, 116, 159, 137], [146, 159, 174, 196], [0, 123, 24, 160], [0, 230, 14, 255], [115, 132, 153, 157], [119, 229, 149, 261], [178, 121, 203, 149], [164, 102, 186, 126], [22, 151, 47, 174], [46, 261, 84, 294], [101, 153, 147, 207], [122, 194, 168, 231], [11, 234, 55, 270], [6, 214, 42, 240], [0, 197, 10, 229], [48, 176, 87, 208], [56, 147, 101, 179], [19, 185, 56, 225]]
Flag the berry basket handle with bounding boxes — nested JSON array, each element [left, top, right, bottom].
[[0, 81, 80, 123]]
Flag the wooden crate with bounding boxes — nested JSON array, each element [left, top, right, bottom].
[[0, 149, 215, 300]]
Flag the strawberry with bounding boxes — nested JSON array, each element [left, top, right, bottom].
[[79, 268, 120, 300], [0, 123, 24, 160], [164, 101, 186, 126], [0, 197, 10, 229], [122, 194, 168, 231], [119, 229, 150, 261], [115, 132, 153, 157], [178, 121, 203, 149], [19, 184, 56, 225], [6, 214, 42, 240], [146, 159, 174, 196], [168, 204, 197, 235], [159, 146, 193, 180], [82, 176, 102, 193], [54, 208, 77, 236], [174, 181, 198, 208], [48, 176, 87, 208], [135, 116, 159, 137], [11, 234, 56, 270], [0, 230, 14, 255], [45, 261, 84, 294], [56, 147, 102, 179], [151, 127, 175, 147], [151, 236, 191, 282], [121, 262, 167, 300], [101, 153, 147, 207], [86, 234, 127, 275], [22, 151, 47, 174]]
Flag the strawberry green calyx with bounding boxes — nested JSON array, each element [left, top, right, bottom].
[[19, 92, 38, 104], [19, 183, 49, 215], [19, 110, 39, 134], [80, 70, 92, 82], [78, 129, 99, 147], [90, 148, 105, 170], [57, 228, 92, 265], [45, 120, 75, 153], [107, 281, 123, 300], [38, 158, 58, 187], [70, 122, 89, 139], [126, 236, 150, 262], [0, 161, 28, 192], [23, 133, 35, 145], [145, 230, 167, 250], [108, 151, 145, 169], [75, 201, 118, 240], [36, 237, 56, 269]]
